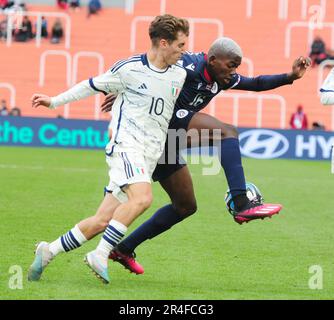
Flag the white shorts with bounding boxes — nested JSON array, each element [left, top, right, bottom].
[[105, 151, 157, 203]]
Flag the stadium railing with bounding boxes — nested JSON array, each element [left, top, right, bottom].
[[39, 49, 105, 120], [247, 0, 284, 19], [0, 82, 16, 107], [246, 0, 253, 18], [124, 0, 135, 14], [209, 92, 287, 129], [284, 21, 334, 58], [39, 50, 71, 118], [72, 51, 105, 120], [71, 52, 105, 86], [299, 0, 326, 20], [241, 57, 254, 77], [160, 0, 166, 14], [39, 50, 72, 88], [122, 0, 162, 15], [3, 10, 71, 49], [130, 16, 223, 53], [247, 0, 326, 20]]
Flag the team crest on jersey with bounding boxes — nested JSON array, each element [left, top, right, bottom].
[[206, 82, 218, 94], [171, 81, 182, 97], [176, 109, 189, 119], [172, 87, 179, 97], [185, 63, 195, 71]]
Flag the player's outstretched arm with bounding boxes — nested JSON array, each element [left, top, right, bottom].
[[31, 80, 103, 110], [31, 71, 123, 110], [320, 67, 334, 105], [232, 56, 311, 92], [287, 56, 312, 81]]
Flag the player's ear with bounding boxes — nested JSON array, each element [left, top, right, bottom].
[[208, 55, 217, 66], [159, 38, 169, 49]]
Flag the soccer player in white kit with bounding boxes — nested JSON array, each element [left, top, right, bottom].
[[320, 67, 334, 105], [28, 14, 189, 284]]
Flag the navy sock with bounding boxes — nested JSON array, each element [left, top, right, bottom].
[[218, 138, 247, 203], [117, 204, 183, 254]]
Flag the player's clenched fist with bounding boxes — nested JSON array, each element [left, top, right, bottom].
[[289, 56, 312, 80], [31, 94, 52, 109]]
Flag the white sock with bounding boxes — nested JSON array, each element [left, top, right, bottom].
[[49, 224, 87, 256], [95, 220, 127, 260]]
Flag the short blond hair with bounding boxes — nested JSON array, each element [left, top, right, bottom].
[[208, 37, 243, 59]]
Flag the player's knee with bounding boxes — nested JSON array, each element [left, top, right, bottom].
[[133, 194, 153, 212], [175, 200, 197, 218], [222, 124, 239, 139], [142, 194, 154, 210]]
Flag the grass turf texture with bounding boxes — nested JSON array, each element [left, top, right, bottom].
[[0, 146, 333, 300]]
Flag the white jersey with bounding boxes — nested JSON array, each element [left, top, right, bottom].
[[320, 67, 334, 105], [50, 54, 186, 159]]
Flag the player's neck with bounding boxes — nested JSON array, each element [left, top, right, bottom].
[[147, 50, 169, 70], [205, 63, 215, 83]]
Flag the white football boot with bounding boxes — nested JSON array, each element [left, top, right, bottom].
[[28, 241, 54, 281], [84, 250, 110, 284]]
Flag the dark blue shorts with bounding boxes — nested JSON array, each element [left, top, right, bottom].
[[152, 110, 196, 182]]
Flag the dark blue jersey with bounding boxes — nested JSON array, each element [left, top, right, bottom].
[[175, 52, 294, 113]]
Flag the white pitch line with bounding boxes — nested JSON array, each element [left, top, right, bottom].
[[0, 164, 104, 173]]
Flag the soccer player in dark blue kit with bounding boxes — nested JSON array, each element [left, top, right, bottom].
[[102, 37, 311, 274]]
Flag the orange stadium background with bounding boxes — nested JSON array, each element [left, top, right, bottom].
[[1, 0, 334, 130]]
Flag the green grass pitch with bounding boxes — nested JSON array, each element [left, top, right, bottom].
[[0, 146, 333, 300]]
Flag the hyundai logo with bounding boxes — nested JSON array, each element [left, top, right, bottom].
[[239, 129, 289, 159]]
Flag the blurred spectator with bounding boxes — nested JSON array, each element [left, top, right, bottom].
[[69, 0, 80, 10], [0, 0, 14, 10], [289, 105, 308, 130], [312, 121, 325, 130], [309, 36, 334, 67], [87, 0, 101, 18], [14, 15, 33, 42], [0, 99, 8, 116], [14, 0, 26, 10], [0, 0, 8, 9], [9, 106, 21, 116], [36, 16, 48, 38], [57, 0, 68, 10], [50, 18, 63, 44], [3, 0, 26, 12], [0, 0, 7, 9], [0, 17, 7, 40]]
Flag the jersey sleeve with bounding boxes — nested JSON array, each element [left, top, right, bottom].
[[320, 67, 334, 105], [89, 69, 125, 95], [50, 70, 124, 109], [231, 74, 293, 92]]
